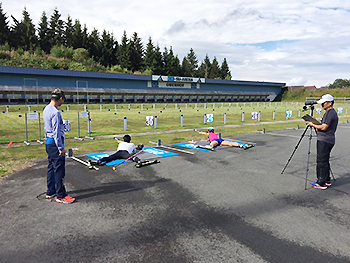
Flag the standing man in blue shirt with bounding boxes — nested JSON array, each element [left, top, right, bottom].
[[307, 94, 338, 190], [43, 89, 75, 203]]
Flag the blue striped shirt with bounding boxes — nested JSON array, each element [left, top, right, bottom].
[[43, 105, 65, 151]]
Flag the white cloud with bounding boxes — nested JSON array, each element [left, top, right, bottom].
[[2, 0, 350, 87]]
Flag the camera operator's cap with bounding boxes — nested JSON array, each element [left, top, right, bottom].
[[51, 88, 65, 99], [317, 94, 334, 104]]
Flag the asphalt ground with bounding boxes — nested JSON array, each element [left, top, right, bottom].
[[1, 124, 350, 263]]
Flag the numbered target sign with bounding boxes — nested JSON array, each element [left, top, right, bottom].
[[338, 108, 343, 114], [286, 110, 292, 119], [251, 112, 258, 120], [63, 120, 71, 132], [206, 114, 214, 123], [28, 112, 38, 120], [316, 108, 322, 116], [81, 111, 88, 118], [146, 116, 154, 126]]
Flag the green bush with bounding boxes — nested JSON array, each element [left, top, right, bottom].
[[69, 61, 86, 71], [73, 48, 90, 64], [50, 45, 74, 59], [0, 52, 11, 60]]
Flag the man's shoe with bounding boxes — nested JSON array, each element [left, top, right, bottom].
[[310, 182, 327, 190], [56, 195, 76, 204], [46, 193, 56, 199]]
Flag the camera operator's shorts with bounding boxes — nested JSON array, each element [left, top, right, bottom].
[[213, 138, 225, 145]]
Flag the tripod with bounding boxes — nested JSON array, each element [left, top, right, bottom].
[[281, 106, 335, 189]]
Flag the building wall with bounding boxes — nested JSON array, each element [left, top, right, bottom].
[[0, 66, 285, 104]]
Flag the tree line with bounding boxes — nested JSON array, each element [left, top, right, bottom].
[[325, 79, 350, 89], [0, 4, 232, 79]]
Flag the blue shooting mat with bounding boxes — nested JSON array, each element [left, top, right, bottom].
[[172, 143, 210, 151], [85, 148, 177, 166], [143, 147, 179, 157], [85, 153, 128, 166]]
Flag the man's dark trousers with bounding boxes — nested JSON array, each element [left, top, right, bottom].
[[46, 144, 67, 198], [316, 140, 333, 186]]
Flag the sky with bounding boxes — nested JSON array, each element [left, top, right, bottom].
[[2, 0, 350, 87]]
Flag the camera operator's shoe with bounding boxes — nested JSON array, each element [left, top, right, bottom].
[[316, 179, 332, 186], [310, 182, 327, 190]]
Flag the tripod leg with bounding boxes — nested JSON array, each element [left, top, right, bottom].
[[305, 127, 313, 190], [329, 167, 336, 181], [281, 126, 309, 174]]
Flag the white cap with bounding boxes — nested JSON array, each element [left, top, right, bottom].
[[317, 94, 334, 104]]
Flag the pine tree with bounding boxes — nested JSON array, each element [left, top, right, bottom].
[[21, 8, 37, 50], [8, 15, 20, 48], [0, 3, 10, 45], [209, 57, 220, 79], [129, 32, 144, 72], [163, 46, 180, 76], [186, 48, 198, 76], [182, 57, 191, 76], [162, 47, 170, 75], [87, 28, 102, 61], [197, 54, 211, 78], [48, 8, 64, 47], [152, 44, 163, 75], [143, 37, 155, 72], [173, 55, 182, 76], [72, 19, 83, 48], [117, 30, 131, 70], [99, 30, 117, 67], [9, 8, 37, 50], [64, 15, 74, 47], [220, 58, 231, 80], [81, 24, 89, 49], [203, 54, 211, 78], [38, 12, 50, 53]]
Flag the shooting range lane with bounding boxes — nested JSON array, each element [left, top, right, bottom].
[[0, 124, 350, 262]]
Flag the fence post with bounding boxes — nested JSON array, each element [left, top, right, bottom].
[[24, 113, 29, 145], [180, 114, 183, 127], [224, 113, 227, 124], [242, 112, 245, 122], [124, 117, 127, 131]]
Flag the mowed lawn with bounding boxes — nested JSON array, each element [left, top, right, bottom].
[[3, 101, 348, 144], [1, 102, 349, 178]]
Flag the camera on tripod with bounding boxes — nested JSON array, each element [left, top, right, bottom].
[[303, 101, 317, 111]]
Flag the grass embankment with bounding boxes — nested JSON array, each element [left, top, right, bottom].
[[1, 101, 349, 179], [282, 88, 350, 101]]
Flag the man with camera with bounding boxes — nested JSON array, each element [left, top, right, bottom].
[[307, 94, 338, 190]]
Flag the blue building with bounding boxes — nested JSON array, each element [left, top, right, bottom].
[[0, 66, 285, 104]]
